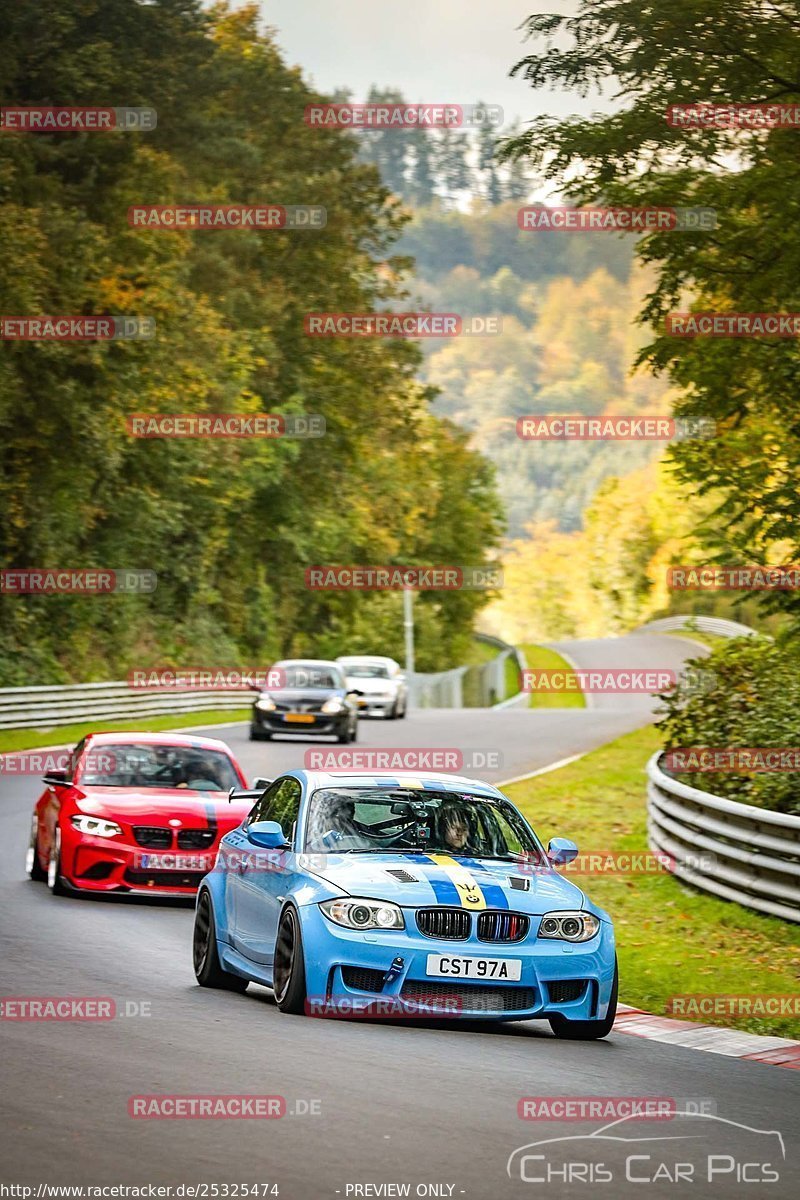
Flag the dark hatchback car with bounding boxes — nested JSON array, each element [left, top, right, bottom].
[[250, 659, 360, 743]]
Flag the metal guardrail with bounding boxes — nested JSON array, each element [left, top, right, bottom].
[[411, 635, 524, 709], [0, 681, 249, 730], [637, 616, 761, 639], [0, 637, 526, 728], [647, 751, 800, 924]]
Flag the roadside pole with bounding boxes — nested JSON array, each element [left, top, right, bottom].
[[403, 588, 415, 710]]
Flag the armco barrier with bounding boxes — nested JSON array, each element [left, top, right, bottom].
[[647, 751, 800, 924], [0, 638, 527, 729], [637, 616, 762, 639], [0, 681, 249, 730]]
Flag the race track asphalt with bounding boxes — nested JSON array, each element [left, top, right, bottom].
[[2, 634, 797, 1198]]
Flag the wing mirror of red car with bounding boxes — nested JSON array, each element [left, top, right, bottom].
[[43, 770, 72, 787]]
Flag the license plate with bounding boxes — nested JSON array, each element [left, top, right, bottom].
[[284, 713, 315, 723], [139, 854, 212, 871], [426, 954, 522, 981]]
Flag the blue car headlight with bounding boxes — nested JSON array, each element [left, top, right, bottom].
[[320, 898, 405, 930], [538, 911, 600, 942]]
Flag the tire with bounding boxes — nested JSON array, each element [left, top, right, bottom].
[[349, 719, 358, 743], [273, 906, 307, 1014], [26, 814, 47, 881], [387, 701, 398, 720], [193, 889, 249, 992], [548, 961, 618, 1040], [398, 698, 407, 719], [336, 724, 350, 744], [47, 826, 68, 895], [249, 726, 271, 742]]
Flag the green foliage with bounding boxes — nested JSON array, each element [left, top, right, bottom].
[[507, 725, 800, 1038], [657, 636, 800, 815], [0, 1, 503, 683], [502, 0, 800, 623]]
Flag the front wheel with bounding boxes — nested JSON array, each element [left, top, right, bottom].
[[249, 726, 271, 742], [26, 814, 47, 881], [548, 961, 618, 1040], [193, 890, 249, 992], [273, 907, 307, 1014], [47, 826, 68, 895]]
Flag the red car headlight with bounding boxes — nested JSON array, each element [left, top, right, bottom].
[[70, 815, 123, 838]]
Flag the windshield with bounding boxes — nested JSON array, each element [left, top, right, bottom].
[[78, 743, 240, 791], [304, 787, 544, 860], [280, 665, 342, 689], [342, 664, 391, 679]]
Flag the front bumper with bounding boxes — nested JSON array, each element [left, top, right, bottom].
[[356, 696, 396, 717], [252, 709, 349, 737], [60, 828, 215, 896], [298, 903, 616, 1021]]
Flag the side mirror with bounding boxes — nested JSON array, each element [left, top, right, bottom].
[[547, 837, 578, 865], [247, 820, 289, 849], [43, 771, 71, 788], [251, 777, 272, 791]]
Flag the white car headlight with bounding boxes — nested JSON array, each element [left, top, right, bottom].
[[255, 696, 276, 712], [320, 898, 405, 930], [321, 697, 346, 714], [538, 911, 600, 943], [70, 815, 123, 838]]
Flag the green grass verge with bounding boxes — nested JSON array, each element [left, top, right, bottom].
[[0, 709, 251, 754], [505, 725, 800, 1039], [518, 643, 586, 709]]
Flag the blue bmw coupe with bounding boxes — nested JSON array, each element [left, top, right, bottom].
[[192, 770, 618, 1038]]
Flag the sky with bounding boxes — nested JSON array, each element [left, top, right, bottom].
[[255, 0, 609, 132]]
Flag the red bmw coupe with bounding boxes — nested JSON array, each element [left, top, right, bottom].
[[26, 732, 260, 897]]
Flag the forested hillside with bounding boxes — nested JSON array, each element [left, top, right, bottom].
[[0, 2, 502, 683]]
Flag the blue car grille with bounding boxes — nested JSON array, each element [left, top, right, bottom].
[[477, 911, 530, 943], [416, 908, 471, 939], [402, 980, 536, 1014], [341, 967, 386, 993], [547, 979, 589, 1004]]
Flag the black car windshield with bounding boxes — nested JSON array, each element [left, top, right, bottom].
[[79, 743, 240, 791], [280, 665, 342, 689], [304, 787, 544, 861], [342, 664, 391, 679]]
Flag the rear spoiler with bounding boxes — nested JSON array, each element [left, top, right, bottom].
[[228, 781, 272, 805]]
